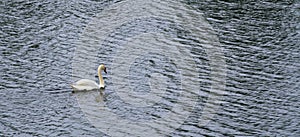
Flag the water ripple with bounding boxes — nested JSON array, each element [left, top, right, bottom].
[[0, 0, 299, 136]]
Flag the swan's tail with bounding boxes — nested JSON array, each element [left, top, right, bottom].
[[70, 84, 76, 93]]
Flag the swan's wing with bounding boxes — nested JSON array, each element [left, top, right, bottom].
[[71, 79, 99, 91], [74, 79, 97, 86], [71, 85, 97, 91]]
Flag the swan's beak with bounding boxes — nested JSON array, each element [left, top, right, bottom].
[[104, 67, 107, 74]]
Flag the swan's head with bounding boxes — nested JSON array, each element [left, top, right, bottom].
[[98, 64, 107, 74]]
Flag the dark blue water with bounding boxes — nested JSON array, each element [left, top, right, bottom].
[[0, 0, 299, 136]]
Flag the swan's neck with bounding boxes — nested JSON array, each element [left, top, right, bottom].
[[98, 70, 105, 88]]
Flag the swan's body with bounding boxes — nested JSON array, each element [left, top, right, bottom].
[[71, 64, 107, 91]]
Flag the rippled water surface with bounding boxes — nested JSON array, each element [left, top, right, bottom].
[[1, 0, 299, 136]]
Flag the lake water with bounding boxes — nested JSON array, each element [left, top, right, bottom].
[[0, 0, 299, 136]]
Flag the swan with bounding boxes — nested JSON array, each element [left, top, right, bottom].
[[71, 64, 107, 91]]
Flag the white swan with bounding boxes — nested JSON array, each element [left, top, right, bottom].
[[71, 64, 107, 91]]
